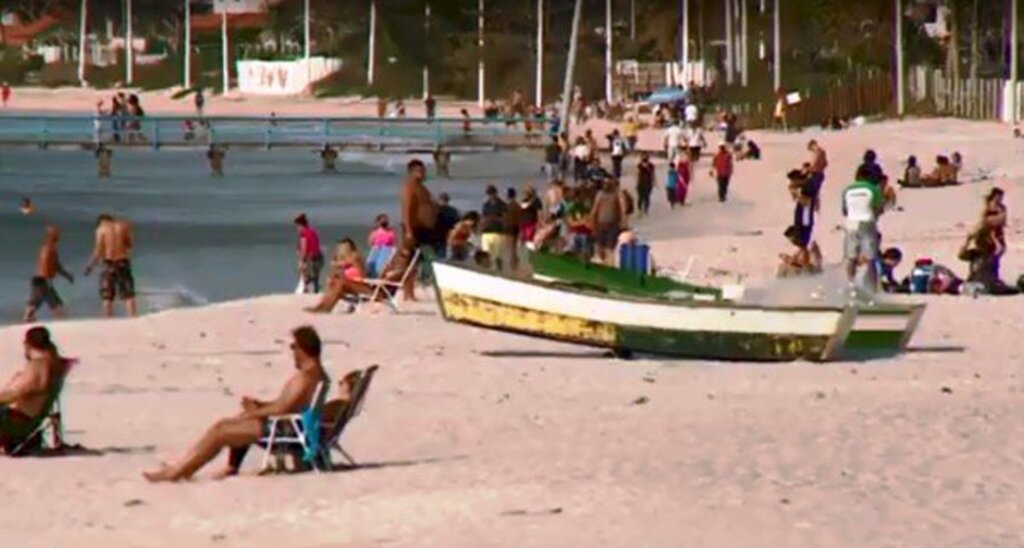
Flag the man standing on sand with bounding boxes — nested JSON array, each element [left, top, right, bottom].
[[663, 121, 683, 164], [144, 326, 327, 482], [400, 159, 438, 300], [711, 144, 734, 203], [1, 82, 11, 108], [636, 153, 655, 217], [590, 179, 626, 265], [84, 214, 136, 317], [23, 226, 74, 323], [842, 166, 884, 290]]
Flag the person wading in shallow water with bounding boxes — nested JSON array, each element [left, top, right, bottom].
[[84, 214, 137, 318], [23, 226, 74, 323]]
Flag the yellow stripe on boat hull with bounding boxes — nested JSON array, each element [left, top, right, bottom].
[[442, 293, 617, 346]]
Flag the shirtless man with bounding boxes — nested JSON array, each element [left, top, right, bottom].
[[590, 179, 626, 265], [806, 140, 828, 205], [84, 214, 137, 317], [23, 226, 74, 323], [0, 327, 67, 453], [320, 144, 339, 172], [144, 326, 328, 482], [399, 159, 437, 300]]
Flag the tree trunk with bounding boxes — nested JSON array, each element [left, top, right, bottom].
[[947, 0, 960, 81], [969, 0, 979, 82]]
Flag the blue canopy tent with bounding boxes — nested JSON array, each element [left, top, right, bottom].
[[643, 87, 689, 105]]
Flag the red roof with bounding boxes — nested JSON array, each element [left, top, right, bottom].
[[189, 12, 269, 33], [0, 13, 62, 47]]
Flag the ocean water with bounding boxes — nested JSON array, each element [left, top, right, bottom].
[[0, 146, 542, 322]]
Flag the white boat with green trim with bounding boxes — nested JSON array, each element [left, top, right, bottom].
[[431, 260, 925, 362]]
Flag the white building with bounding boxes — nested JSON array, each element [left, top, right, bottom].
[[210, 0, 270, 14]]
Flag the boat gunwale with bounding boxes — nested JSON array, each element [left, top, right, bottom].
[[431, 260, 924, 316]]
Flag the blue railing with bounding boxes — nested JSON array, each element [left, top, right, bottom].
[[0, 114, 553, 150]]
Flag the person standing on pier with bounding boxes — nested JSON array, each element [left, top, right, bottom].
[[207, 145, 226, 177], [424, 94, 437, 120], [84, 214, 137, 318], [95, 144, 113, 178], [294, 214, 324, 294], [23, 226, 74, 323]]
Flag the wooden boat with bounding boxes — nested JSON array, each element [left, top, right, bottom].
[[431, 260, 925, 362], [527, 251, 925, 358], [529, 250, 722, 300]]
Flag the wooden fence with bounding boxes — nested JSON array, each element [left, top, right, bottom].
[[908, 66, 1004, 121], [721, 76, 893, 131]]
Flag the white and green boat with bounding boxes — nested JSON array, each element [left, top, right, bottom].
[[432, 260, 925, 362]]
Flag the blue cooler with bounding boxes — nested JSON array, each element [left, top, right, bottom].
[[909, 259, 933, 294], [619, 243, 650, 275]]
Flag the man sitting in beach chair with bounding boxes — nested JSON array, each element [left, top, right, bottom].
[[143, 326, 328, 482], [0, 327, 70, 455]]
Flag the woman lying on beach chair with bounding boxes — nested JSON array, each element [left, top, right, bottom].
[[0, 327, 71, 456], [305, 246, 417, 314]]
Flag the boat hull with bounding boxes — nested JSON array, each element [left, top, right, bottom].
[[528, 251, 925, 358], [433, 261, 860, 362]]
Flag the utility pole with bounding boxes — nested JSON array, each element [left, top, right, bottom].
[[740, 0, 748, 86], [560, 0, 583, 134], [895, 0, 905, 116], [367, 0, 376, 85], [725, 0, 734, 85], [536, 0, 544, 106], [304, 0, 311, 60], [184, 0, 191, 89], [605, 0, 613, 102], [630, 0, 636, 41], [681, 0, 689, 83], [478, 0, 485, 108], [221, 8, 229, 94], [78, 0, 88, 85], [773, 0, 781, 91], [423, 2, 430, 99], [125, 0, 133, 84], [1012, 0, 1020, 122]]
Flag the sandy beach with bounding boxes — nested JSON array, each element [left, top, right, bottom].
[[1, 102, 1024, 546]]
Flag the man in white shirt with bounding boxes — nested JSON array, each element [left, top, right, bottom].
[[684, 102, 700, 127], [572, 139, 591, 182], [663, 122, 683, 164], [683, 126, 706, 164], [842, 165, 884, 289]]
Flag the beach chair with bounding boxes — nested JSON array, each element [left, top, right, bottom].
[[353, 248, 421, 313], [365, 245, 396, 279], [259, 379, 329, 474], [8, 358, 76, 457], [317, 365, 378, 470]]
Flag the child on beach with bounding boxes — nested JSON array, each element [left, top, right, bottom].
[[666, 164, 679, 209], [778, 225, 822, 277], [366, 214, 397, 278]]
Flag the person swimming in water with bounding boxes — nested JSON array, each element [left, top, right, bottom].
[[320, 144, 339, 172], [207, 145, 226, 177], [19, 198, 34, 216], [95, 144, 113, 178]]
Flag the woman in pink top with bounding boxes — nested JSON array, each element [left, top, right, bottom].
[[294, 214, 324, 293], [675, 157, 691, 206], [368, 214, 397, 248]]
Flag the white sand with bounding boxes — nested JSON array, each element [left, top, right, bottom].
[[2, 114, 1024, 547]]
